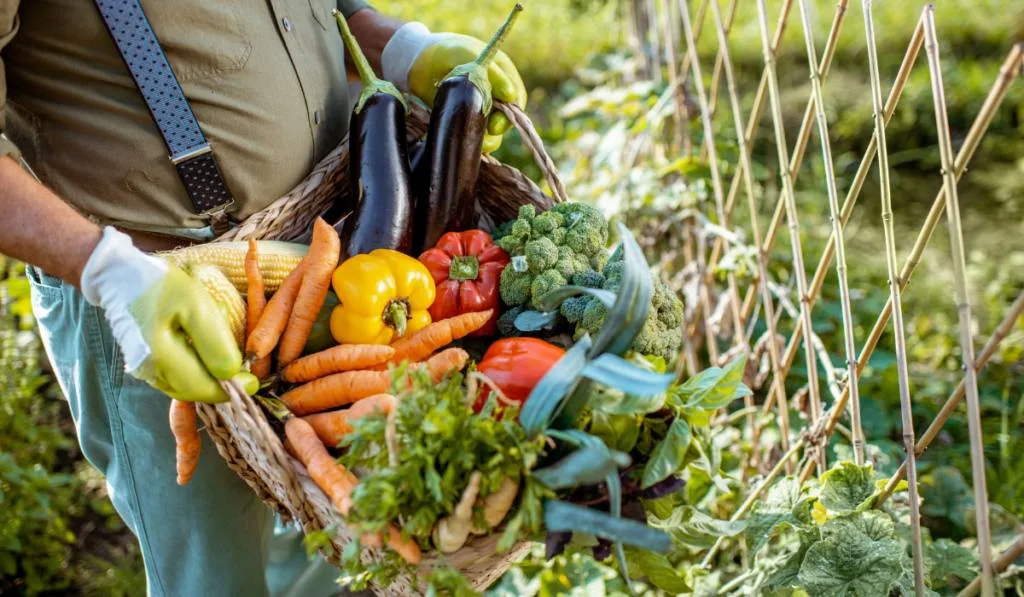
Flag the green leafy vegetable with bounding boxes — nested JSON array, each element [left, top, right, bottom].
[[795, 512, 905, 597], [818, 462, 877, 513], [641, 418, 692, 489]]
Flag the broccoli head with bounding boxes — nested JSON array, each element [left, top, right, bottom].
[[496, 201, 610, 311], [569, 252, 685, 362]]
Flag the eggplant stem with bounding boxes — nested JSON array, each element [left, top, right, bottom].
[[448, 255, 480, 281], [474, 3, 524, 68], [332, 9, 405, 112], [444, 3, 524, 115]]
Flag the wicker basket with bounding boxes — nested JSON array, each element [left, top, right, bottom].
[[195, 101, 563, 595]]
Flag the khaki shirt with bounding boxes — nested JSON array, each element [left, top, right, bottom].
[[1, 0, 369, 233]]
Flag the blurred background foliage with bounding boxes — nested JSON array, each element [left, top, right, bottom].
[[2, 0, 1020, 593]]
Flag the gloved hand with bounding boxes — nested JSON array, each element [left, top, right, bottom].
[[381, 22, 527, 154], [80, 227, 258, 403]]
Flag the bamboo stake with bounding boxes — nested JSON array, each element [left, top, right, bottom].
[[791, 43, 1021, 450], [958, 533, 1024, 597], [660, 0, 686, 152], [708, 0, 793, 474], [646, 0, 662, 86], [861, 1, 924, 593], [796, 0, 865, 466], [877, 291, 1024, 504], [710, 1, 849, 272], [754, 0, 825, 474], [924, 7, 993, 593], [705, 0, 738, 120], [677, 0, 748, 358], [759, 17, 927, 418]]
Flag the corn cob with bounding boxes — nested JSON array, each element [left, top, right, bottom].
[[161, 241, 307, 294], [188, 264, 247, 349]]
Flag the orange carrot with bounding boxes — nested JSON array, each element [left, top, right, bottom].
[[169, 400, 201, 486], [281, 348, 470, 416], [301, 394, 397, 446], [284, 416, 420, 563], [277, 218, 341, 367], [246, 260, 306, 361], [245, 239, 272, 379], [385, 310, 493, 366], [282, 344, 395, 383]]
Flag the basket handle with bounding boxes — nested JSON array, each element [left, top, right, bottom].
[[495, 102, 569, 204]]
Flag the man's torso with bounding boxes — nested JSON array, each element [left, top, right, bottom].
[[2, 0, 352, 232]]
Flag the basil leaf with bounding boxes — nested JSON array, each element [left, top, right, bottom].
[[581, 353, 676, 397], [641, 418, 692, 488], [520, 335, 592, 437], [680, 354, 750, 410], [650, 506, 746, 549], [593, 388, 667, 415], [626, 549, 691, 594], [536, 285, 617, 312], [543, 499, 671, 553], [589, 411, 640, 453], [514, 309, 559, 332]]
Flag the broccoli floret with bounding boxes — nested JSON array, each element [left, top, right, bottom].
[[499, 267, 533, 306], [525, 237, 559, 273], [566, 253, 685, 362], [555, 245, 591, 279], [578, 299, 608, 336], [494, 201, 611, 312], [531, 211, 564, 236], [530, 270, 567, 306], [560, 296, 589, 323], [553, 202, 609, 257], [572, 270, 606, 288]]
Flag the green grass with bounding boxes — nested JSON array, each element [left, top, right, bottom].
[[373, 0, 622, 90]]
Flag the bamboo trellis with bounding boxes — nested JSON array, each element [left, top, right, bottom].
[[630, 0, 1024, 595]]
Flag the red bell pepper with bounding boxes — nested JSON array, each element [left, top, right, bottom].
[[475, 338, 565, 412], [419, 230, 510, 336]]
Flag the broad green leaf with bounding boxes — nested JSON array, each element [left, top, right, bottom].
[[536, 285, 617, 312], [543, 500, 671, 553], [797, 512, 903, 597], [649, 506, 745, 549], [514, 309, 559, 332], [919, 467, 973, 533], [819, 461, 877, 513], [641, 418, 691, 488], [746, 479, 812, 555], [625, 548, 691, 594], [925, 538, 978, 590], [593, 388, 667, 415], [765, 528, 818, 591], [591, 224, 652, 357], [520, 335, 592, 436], [589, 411, 641, 453], [673, 354, 750, 411], [533, 444, 630, 490], [581, 353, 676, 397]]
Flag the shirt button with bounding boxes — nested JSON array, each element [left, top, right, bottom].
[[281, 17, 292, 32], [313, 111, 322, 125]]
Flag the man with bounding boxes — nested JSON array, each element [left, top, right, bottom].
[[0, 1, 525, 595]]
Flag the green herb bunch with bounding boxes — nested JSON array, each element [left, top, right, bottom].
[[338, 365, 547, 547]]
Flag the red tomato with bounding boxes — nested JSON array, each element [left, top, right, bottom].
[[475, 338, 565, 412]]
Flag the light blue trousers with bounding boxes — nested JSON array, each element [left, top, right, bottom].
[[28, 265, 343, 597]]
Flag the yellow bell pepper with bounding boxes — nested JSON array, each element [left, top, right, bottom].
[[330, 249, 436, 345]]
